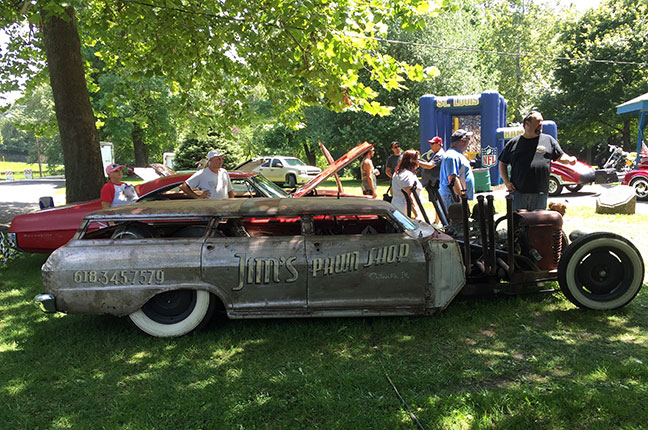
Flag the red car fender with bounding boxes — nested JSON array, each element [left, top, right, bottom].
[[621, 169, 648, 186], [550, 160, 595, 185]]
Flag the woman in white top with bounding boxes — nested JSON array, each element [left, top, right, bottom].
[[391, 150, 423, 219], [100, 163, 138, 209]]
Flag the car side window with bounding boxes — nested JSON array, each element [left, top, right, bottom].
[[261, 159, 271, 167], [231, 178, 260, 197], [242, 216, 301, 237], [80, 220, 211, 240], [271, 159, 283, 168], [310, 215, 400, 236]]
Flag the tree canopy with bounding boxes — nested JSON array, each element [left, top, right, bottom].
[[0, 0, 442, 201], [540, 0, 648, 156]]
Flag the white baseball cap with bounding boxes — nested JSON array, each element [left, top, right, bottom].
[[206, 150, 225, 160]]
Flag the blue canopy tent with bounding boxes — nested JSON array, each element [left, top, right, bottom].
[[616, 92, 648, 168]]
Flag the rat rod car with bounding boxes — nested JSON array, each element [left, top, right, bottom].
[[36, 196, 644, 337]]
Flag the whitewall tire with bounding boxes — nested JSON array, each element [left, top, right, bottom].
[[558, 233, 644, 310], [129, 290, 214, 337]]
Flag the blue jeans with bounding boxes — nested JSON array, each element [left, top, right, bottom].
[[440, 193, 456, 212], [513, 191, 548, 211]]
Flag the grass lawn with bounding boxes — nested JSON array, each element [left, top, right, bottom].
[[2, 180, 647, 429], [0, 161, 63, 180]]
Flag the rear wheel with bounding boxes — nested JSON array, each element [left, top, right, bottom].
[[548, 176, 563, 196], [558, 232, 644, 310], [129, 290, 215, 337], [286, 174, 297, 188], [629, 176, 648, 200], [566, 184, 583, 193]]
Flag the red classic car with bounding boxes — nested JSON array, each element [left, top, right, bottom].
[[548, 160, 596, 196], [548, 159, 621, 196], [8, 143, 373, 253]]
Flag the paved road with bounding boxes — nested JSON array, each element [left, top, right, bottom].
[[0, 178, 66, 227]]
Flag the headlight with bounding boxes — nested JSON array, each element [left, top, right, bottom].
[[299, 170, 307, 175]]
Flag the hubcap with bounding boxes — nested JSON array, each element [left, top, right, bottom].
[[633, 180, 648, 198], [142, 290, 197, 324], [575, 249, 629, 298], [549, 178, 558, 194]]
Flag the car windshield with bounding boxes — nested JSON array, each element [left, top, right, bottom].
[[251, 174, 290, 197], [391, 209, 417, 230], [283, 158, 306, 166]]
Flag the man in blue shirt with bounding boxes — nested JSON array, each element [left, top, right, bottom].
[[439, 129, 475, 210]]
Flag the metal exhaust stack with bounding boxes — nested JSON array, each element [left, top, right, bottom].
[[487, 195, 497, 275], [461, 194, 471, 276], [476, 195, 489, 273], [506, 192, 515, 277]]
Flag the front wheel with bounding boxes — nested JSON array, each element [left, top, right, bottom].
[[558, 232, 644, 310], [629, 176, 648, 200], [286, 174, 297, 188], [129, 290, 215, 337], [548, 176, 563, 196]]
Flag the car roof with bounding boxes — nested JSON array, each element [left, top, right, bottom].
[[86, 197, 395, 221]]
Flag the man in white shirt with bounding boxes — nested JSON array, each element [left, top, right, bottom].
[[180, 150, 234, 199]]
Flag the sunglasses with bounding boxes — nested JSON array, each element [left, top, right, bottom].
[[392, 145, 400, 148]]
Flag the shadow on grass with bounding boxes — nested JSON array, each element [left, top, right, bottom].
[[1, 254, 647, 429]]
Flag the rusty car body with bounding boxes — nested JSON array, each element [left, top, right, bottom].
[[38, 198, 465, 337], [37, 195, 645, 337]]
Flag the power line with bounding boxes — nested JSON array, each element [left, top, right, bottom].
[[122, 0, 647, 67], [346, 33, 648, 67]]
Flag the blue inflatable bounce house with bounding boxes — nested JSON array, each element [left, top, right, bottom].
[[419, 91, 508, 185]]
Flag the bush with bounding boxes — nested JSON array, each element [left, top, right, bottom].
[[174, 136, 247, 171]]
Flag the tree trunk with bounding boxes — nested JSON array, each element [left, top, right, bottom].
[[132, 123, 148, 166], [303, 143, 316, 166], [623, 120, 631, 149], [41, 6, 104, 203]]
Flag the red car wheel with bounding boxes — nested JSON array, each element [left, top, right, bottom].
[[629, 176, 648, 200]]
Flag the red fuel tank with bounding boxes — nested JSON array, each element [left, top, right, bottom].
[[515, 210, 563, 271]]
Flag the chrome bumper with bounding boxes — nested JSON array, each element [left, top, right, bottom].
[[34, 294, 57, 313]]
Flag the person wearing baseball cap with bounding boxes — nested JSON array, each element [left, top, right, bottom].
[[419, 136, 445, 222], [100, 163, 138, 209], [438, 129, 475, 210], [180, 150, 234, 199], [420, 136, 445, 191], [385, 141, 403, 178]]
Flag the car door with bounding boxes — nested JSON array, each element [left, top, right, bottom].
[[256, 158, 272, 180], [259, 158, 281, 182], [304, 215, 427, 311], [201, 217, 308, 313]]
